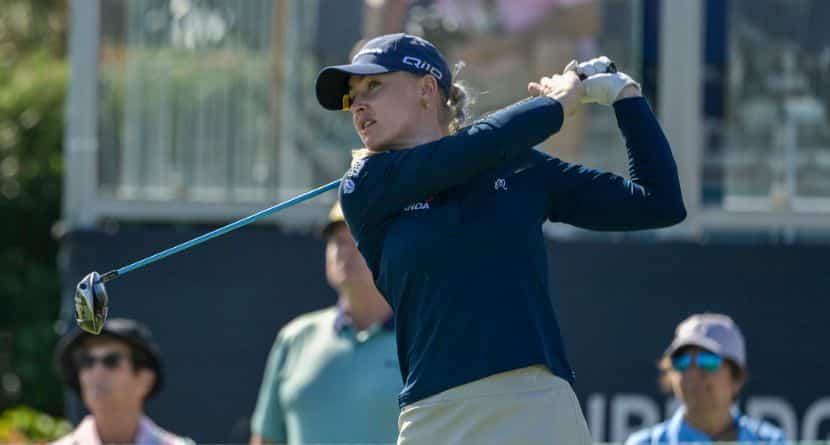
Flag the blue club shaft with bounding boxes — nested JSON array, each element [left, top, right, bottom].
[[101, 179, 341, 282]]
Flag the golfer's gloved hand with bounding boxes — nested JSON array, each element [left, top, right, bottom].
[[565, 57, 641, 106], [565, 56, 616, 80]]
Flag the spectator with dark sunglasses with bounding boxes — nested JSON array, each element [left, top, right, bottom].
[[52, 318, 192, 445], [625, 313, 785, 444]]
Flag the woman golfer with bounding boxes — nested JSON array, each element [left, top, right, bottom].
[[315, 33, 685, 444]]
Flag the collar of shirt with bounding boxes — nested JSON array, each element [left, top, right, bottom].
[[134, 416, 178, 444], [67, 417, 101, 445], [333, 305, 394, 336], [68, 415, 177, 445], [668, 406, 754, 443]]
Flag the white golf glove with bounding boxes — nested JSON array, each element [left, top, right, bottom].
[[565, 56, 616, 79], [565, 57, 641, 106]]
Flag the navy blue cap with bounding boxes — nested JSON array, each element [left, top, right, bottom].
[[315, 33, 452, 110]]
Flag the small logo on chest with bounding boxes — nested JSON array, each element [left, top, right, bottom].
[[494, 178, 508, 191], [403, 201, 431, 212]]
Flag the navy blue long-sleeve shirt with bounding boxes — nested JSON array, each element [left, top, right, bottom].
[[339, 96, 686, 407]]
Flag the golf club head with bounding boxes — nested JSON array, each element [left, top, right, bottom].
[[74, 271, 109, 334]]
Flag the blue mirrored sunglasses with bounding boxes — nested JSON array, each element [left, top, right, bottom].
[[671, 351, 724, 372]]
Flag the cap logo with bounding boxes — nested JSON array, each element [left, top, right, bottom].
[[353, 47, 384, 62], [402, 56, 443, 80], [409, 36, 430, 47]]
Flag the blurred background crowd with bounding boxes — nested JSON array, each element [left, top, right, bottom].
[[1, 0, 828, 443]]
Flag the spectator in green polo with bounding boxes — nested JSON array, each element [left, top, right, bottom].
[[249, 201, 400, 445]]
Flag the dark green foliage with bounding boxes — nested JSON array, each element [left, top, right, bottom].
[[0, 0, 68, 416], [0, 405, 72, 442]]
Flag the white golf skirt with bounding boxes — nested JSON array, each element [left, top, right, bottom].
[[397, 365, 593, 445]]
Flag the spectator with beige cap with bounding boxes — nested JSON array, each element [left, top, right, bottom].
[[626, 313, 785, 444]]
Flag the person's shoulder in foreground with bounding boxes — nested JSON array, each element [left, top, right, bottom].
[[278, 306, 338, 339]]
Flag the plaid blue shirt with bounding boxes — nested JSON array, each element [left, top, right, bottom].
[[625, 406, 786, 444]]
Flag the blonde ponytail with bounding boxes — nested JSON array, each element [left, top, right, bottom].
[[440, 62, 474, 134]]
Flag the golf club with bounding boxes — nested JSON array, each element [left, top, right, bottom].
[[75, 179, 341, 334]]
